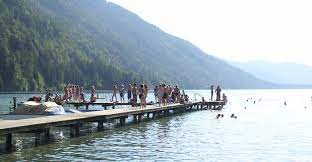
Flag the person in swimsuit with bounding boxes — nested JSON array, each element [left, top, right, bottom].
[[90, 85, 97, 102], [216, 86, 221, 101], [163, 84, 168, 106], [143, 84, 148, 107], [112, 85, 118, 102], [119, 84, 125, 103], [158, 84, 163, 106], [138, 84, 145, 108], [173, 86, 180, 103], [210, 85, 214, 101], [127, 84, 132, 103], [132, 83, 138, 103], [154, 85, 158, 103], [80, 86, 85, 102]]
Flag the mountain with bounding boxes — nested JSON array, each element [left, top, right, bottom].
[[0, 0, 275, 91], [232, 61, 312, 85]]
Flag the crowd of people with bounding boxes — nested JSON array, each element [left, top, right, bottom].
[[210, 85, 227, 102], [110, 83, 189, 108], [43, 84, 226, 107], [62, 85, 97, 103]]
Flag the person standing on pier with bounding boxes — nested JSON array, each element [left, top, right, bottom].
[[210, 85, 214, 101], [158, 84, 163, 106], [173, 85, 180, 103], [154, 85, 158, 103], [132, 83, 138, 103], [90, 85, 97, 103], [143, 84, 148, 107], [112, 85, 118, 102], [119, 84, 125, 103], [138, 84, 145, 108], [216, 86, 222, 101], [163, 85, 168, 106], [127, 84, 132, 103], [80, 86, 86, 103]]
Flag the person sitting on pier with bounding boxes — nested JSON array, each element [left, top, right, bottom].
[[54, 93, 63, 105], [184, 95, 189, 103], [222, 93, 228, 103], [28, 96, 42, 102], [127, 84, 132, 103], [90, 85, 97, 103], [119, 84, 125, 103], [179, 95, 185, 104], [112, 85, 118, 102], [45, 92, 53, 102]]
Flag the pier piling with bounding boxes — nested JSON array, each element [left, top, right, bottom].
[[5, 133, 13, 152]]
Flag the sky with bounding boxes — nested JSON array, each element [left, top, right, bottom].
[[108, 0, 312, 65]]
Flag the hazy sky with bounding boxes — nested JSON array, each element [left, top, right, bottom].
[[109, 0, 312, 65]]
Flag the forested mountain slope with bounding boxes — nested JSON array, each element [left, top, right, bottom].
[[0, 0, 274, 91]]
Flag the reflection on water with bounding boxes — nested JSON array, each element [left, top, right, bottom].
[[1, 89, 312, 161]]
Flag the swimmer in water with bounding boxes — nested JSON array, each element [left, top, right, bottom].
[[230, 114, 235, 118], [216, 114, 221, 119], [284, 101, 287, 106], [221, 114, 224, 118]]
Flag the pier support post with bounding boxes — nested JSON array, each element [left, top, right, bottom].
[[70, 124, 80, 137], [5, 133, 13, 152], [44, 128, 50, 143], [35, 131, 41, 146], [98, 121, 104, 131], [120, 116, 127, 126], [157, 111, 162, 117], [152, 112, 156, 119], [133, 115, 138, 122], [147, 113, 150, 119], [138, 114, 142, 122], [164, 110, 170, 116]]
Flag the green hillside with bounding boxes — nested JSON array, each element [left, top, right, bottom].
[[0, 0, 274, 91]]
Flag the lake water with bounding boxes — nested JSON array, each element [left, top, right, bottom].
[[1, 89, 312, 161]]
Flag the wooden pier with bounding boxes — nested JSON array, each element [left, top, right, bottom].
[[0, 101, 225, 153], [66, 101, 153, 110]]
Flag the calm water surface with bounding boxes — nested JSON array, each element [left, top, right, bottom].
[[1, 89, 312, 161]]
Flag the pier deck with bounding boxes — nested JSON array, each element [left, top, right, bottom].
[[0, 101, 226, 152], [66, 101, 153, 109]]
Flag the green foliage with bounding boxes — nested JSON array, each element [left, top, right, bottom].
[[0, 0, 273, 91]]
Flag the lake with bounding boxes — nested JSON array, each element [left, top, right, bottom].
[[1, 89, 312, 161]]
